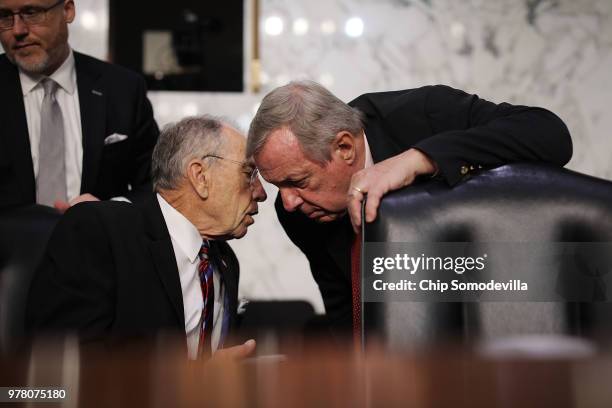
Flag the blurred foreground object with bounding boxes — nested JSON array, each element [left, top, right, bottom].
[[1, 337, 612, 407]]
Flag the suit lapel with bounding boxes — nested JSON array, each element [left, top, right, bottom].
[[210, 242, 238, 329], [75, 53, 106, 195], [149, 240, 185, 325], [138, 195, 185, 326], [325, 216, 354, 282], [0, 56, 36, 203]]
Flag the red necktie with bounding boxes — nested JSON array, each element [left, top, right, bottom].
[[198, 240, 215, 358]]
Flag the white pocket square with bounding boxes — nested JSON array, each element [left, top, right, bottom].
[[104, 133, 128, 145]]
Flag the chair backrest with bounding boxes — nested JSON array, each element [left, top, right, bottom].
[[0, 205, 61, 353], [361, 164, 612, 350]]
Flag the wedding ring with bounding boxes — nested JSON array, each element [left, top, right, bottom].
[[352, 186, 364, 194]]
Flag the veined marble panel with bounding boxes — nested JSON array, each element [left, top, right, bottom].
[[259, 0, 612, 179]]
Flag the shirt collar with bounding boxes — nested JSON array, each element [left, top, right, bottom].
[[363, 131, 374, 168], [19, 49, 77, 96], [156, 193, 203, 264]]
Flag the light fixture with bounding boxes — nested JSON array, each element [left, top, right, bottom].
[[182, 103, 198, 116], [80, 10, 98, 30], [344, 17, 364, 38], [293, 18, 309, 36], [450, 22, 466, 38], [264, 16, 284, 36], [320, 20, 336, 35]]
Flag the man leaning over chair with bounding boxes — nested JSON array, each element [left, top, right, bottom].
[[247, 80, 573, 337]]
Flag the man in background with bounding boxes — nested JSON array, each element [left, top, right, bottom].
[[247, 80, 572, 334], [27, 116, 267, 359], [0, 0, 159, 210]]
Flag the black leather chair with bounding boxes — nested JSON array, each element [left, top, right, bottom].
[[361, 164, 612, 350], [0, 205, 61, 353]]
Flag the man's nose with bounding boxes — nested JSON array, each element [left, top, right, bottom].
[[279, 188, 303, 212], [251, 177, 267, 202], [11, 15, 29, 37]]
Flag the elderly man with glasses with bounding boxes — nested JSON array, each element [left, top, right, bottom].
[[26, 116, 267, 360], [0, 0, 159, 210]]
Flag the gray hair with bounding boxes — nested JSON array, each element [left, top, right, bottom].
[[151, 115, 225, 191], [247, 80, 364, 163]]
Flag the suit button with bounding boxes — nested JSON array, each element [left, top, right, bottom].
[[460, 165, 469, 175]]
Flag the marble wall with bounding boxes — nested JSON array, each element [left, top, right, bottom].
[[3, 0, 611, 313]]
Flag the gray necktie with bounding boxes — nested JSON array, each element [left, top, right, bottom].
[[37, 78, 68, 206]]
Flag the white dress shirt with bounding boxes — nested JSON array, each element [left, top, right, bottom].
[[156, 194, 226, 360], [363, 131, 374, 168], [19, 50, 84, 201]]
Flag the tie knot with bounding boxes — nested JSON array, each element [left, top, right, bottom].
[[198, 240, 210, 260], [42, 78, 59, 97]]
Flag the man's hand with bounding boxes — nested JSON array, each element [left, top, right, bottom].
[[347, 148, 437, 233], [211, 339, 256, 362], [54, 194, 100, 213]]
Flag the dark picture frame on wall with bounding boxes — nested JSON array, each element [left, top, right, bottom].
[[109, 0, 244, 92]]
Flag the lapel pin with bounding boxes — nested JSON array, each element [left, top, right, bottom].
[[92, 90, 103, 96]]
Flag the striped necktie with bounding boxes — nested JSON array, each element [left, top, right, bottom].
[[197, 240, 215, 358]]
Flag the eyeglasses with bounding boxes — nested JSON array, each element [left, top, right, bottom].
[[202, 154, 260, 186], [0, 0, 65, 30]]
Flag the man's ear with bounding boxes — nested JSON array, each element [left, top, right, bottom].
[[187, 159, 209, 199], [64, 0, 76, 24], [332, 131, 358, 165]]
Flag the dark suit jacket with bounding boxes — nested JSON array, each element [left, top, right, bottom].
[[0, 52, 159, 209], [25, 194, 240, 352], [276, 85, 573, 332]]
